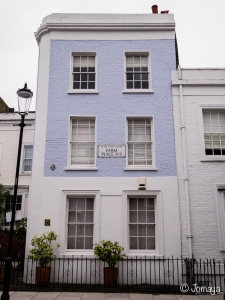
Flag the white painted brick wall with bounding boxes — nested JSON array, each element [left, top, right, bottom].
[[172, 71, 225, 259]]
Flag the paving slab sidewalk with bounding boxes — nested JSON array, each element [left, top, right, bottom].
[[7, 292, 224, 300]]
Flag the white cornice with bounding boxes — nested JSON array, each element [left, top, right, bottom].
[[35, 22, 175, 44], [172, 79, 225, 86]]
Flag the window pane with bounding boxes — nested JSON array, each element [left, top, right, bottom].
[[77, 198, 85, 210], [81, 82, 87, 89], [134, 56, 140, 64], [147, 237, 155, 249], [147, 211, 155, 223], [86, 224, 93, 236], [24, 159, 32, 171], [88, 56, 95, 67], [130, 225, 137, 236], [138, 237, 146, 249], [68, 224, 76, 236], [77, 224, 84, 236], [138, 198, 145, 210], [130, 211, 137, 223], [81, 74, 87, 81], [76, 237, 84, 249], [142, 81, 149, 89], [86, 198, 94, 210], [138, 225, 146, 236], [67, 237, 75, 249], [138, 211, 146, 223], [69, 198, 77, 210], [134, 81, 141, 89], [25, 146, 33, 158], [127, 81, 133, 89], [74, 74, 80, 81], [130, 198, 137, 210], [89, 74, 95, 81], [147, 225, 155, 236], [85, 237, 93, 249], [130, 237, 137, 249], [147, 198, 154, 210], [77, 211, 85, 222], [134, 73, 140, 80], [127, 73, 133, 80], [88, 82, 95, 89], [68, 211, 76, 222], [86, 211, 93, 223], [73, 82, 80, 89]]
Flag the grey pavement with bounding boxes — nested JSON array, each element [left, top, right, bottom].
[[6, 292, 224, 300]]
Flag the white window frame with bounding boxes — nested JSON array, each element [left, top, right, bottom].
[[66, 116, 98, 171], [124, 116, 157, 170], [68, 52, 99, 94], [216, 184, 225, 251], [122, 190, 164, 256], [123, 51, 153, 94], [199, 105, 225, 162], [20, 143, 33, 174], [60, 190, 100, 256]]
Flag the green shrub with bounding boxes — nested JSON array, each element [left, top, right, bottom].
[[28, 231, 60, 267], [93, 240, 126, 268]]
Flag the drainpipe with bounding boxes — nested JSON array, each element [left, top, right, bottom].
[[178, 65, 193, 258]]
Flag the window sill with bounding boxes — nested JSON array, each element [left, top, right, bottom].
[[127, 253, 163, 257], [20, 172, 31, 176], [68, 90, 99, 94], [124, 167, 157, 171], [201, 157, 225, 162], [123, 89, 154, 94], [65, 167, 98, 171], [59, 251, 94, 256]]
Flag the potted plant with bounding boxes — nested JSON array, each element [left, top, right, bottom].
[[28, 231, 60, 286], [94, 240, 126, 287]]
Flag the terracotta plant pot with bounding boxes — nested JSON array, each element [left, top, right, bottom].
[[104, 267, 118, 287], [36, 266, 51, 286]]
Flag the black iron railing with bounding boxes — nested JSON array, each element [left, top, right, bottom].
[[0, 257, 224, 295]]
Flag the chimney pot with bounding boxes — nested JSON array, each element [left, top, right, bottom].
[[151, 5, 158, 14]]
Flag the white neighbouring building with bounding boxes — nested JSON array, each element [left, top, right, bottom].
[[172, 67, 225, 259], [0, 99, 35, 224], [25, 10, 182, 265]]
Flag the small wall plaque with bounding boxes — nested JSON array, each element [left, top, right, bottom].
[[45, 219, 50, 226], [98, 145, 125, 158]]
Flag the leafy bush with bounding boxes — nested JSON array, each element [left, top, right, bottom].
[[94, 240, 126, 268], [28, 231, 60, 267], [14, 217, 27, 247]]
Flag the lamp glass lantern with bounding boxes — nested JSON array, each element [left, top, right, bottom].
[[17, 83, 33, 115]]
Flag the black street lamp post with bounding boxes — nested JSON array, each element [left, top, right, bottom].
[[1, 83, 33, 300]]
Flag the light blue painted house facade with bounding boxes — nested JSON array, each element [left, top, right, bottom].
[[26, 12, 181, 260]]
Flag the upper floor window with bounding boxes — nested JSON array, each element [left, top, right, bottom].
[[203, 111, 225, 155], [69, 53, 98, 93], [70, 118, 95, 166], [127, 118, 153, 167], [23, 145, 33, 172], [124, 53, 152, 93]]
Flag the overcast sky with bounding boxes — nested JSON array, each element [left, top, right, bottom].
[[1, 0, 225, 111]]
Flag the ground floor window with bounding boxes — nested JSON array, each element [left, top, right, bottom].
[[129, 197, 155, 250], [122, 190, 163, 256], [67, 197, 94, 250]]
